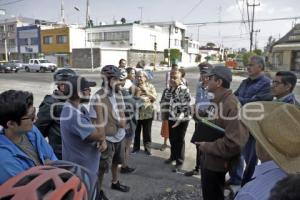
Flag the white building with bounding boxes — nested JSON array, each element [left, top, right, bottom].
[[0, 17, 36, 61], [74, 21, 200, 68]]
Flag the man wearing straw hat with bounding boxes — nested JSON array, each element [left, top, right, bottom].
[[235, 102, 300, 200]]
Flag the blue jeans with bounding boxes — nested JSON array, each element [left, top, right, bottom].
[[241, 135, 258, 186]]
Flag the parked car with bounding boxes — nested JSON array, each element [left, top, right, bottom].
[[8, 60, 24, 71], [0, 61, 18, 73], [24, 59, 57, 72]]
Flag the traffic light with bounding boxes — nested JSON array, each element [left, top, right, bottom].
[[154, 42, 157, 51]]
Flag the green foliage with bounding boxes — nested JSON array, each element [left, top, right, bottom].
[[206, 42, 216, 48], [163, 49, 182, 64], [242, 52, 256, 65], [227, 53, 236, 59], [253, 49, 263, 56], [205, 56, 211, 62]]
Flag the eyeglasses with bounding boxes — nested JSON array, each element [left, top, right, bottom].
[[247, 63, 255, 67], [21, 107, 36, 121], [272, 80, 285, 86]]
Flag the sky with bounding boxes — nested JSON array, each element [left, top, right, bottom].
[[1, 0, 300, 50]]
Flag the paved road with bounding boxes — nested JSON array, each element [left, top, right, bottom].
[[0, 68, 299, 200]]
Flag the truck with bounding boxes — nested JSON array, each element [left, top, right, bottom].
[[24, 59, 57, 73]]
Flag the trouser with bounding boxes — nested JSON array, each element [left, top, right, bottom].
[[241, 134, 258, 186], [168, 120, 189, 163], [201, 167, 226, 200], [228, 155, 244, 184], [195, 144, 201, 171], [133, 118, 153, 151]]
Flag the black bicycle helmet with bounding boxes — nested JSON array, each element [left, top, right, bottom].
[[53, 69, 77, 82], [100, 65, 121, 79]]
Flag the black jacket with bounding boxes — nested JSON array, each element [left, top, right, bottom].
[[35, 90, 65, 159]]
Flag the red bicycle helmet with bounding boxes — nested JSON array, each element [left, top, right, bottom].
[[0, 165, 87, 200]]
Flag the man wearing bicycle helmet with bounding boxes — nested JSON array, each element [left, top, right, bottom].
[[90, 65, 130, 199], [35, 69, 76, 159], [0, 90, 57, 185]]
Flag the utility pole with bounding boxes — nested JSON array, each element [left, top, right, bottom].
[[254, 29, 260, 50], [247, 0, 260, 52], [61, 0, 65, 24], [138, 7, 143, 22], [86, 0, 90, 27]]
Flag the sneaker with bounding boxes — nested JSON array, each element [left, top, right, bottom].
[[111, 181, 130, 192], [145, 149, 152, 156], [99, 190, 109, 200], [131, 149, 140, 154], [120, 166, 136, 174], [184, 169, 199, 177], [160, 144, 168, 151], [164, 158, 174, 164]]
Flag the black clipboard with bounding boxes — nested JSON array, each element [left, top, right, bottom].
[[191, 118, 225, 143]]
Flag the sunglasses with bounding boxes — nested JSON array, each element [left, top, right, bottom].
[[21, 107, 36, 121]]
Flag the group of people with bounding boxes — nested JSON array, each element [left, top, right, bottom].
[[0, 57, 300, 200]]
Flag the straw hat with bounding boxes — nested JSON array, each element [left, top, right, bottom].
[[241, 101, 300, 174]]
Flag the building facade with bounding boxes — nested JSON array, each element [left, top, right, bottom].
[[0, 17, 36, 61], [270, 24, 300, 71], [73, 21, 200, 68], [17, 25, 41, 63], [41, 26, 85, 67]]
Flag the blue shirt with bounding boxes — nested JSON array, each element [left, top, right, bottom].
[[0, 125, 57, 184], [60, 102, 100, 173], [195, 81, 210, 112], [276, 93, 300, 106], [234, 161, 287, 200], [234, 75, 273, 105]]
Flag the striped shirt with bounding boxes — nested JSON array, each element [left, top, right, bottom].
[[234, 161, 287, 200]]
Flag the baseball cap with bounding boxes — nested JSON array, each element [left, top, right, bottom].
[[68, 75, 96, 92], [207, 65, 232, 83]]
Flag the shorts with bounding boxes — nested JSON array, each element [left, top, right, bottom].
[[99, 139, 125, 173]]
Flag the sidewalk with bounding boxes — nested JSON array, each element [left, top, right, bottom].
[[101, 120, 203, 200]]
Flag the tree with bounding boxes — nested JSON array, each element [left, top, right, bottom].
[[206, 42, 216, 48], [254, 49, 263, 56], [242, 52, 256, 66], [121, 18, 126, 24], [264, 36, 276, 53], [227, 53, 236, 59]]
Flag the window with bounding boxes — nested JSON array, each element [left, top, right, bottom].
[[8, 39, 15, 47], [43, 36, 53, 44], [87, 32, 103, 42], [103, 31, 129, 41], [188, 43, 192, 48], [7, 24, 14, 32], [56, 35, 68, 44], [19, 38, 28, 45], [175, 27, 178, 33], [174, 39, 179, 46], [0, 26, 3, 32], [30, 37, 39, 45]]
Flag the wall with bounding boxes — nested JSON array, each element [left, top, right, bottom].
[[128, 49, 164, 67], [72, 48, 100, 68], [41, 27, 70, 54], [69, 28, 85, 50]]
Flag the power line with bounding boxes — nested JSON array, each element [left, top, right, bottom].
[[0, 0, 24, 6], [181, 0, 205, 21], [235, 0, 249, 32], [185, 16, 300, 26]]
